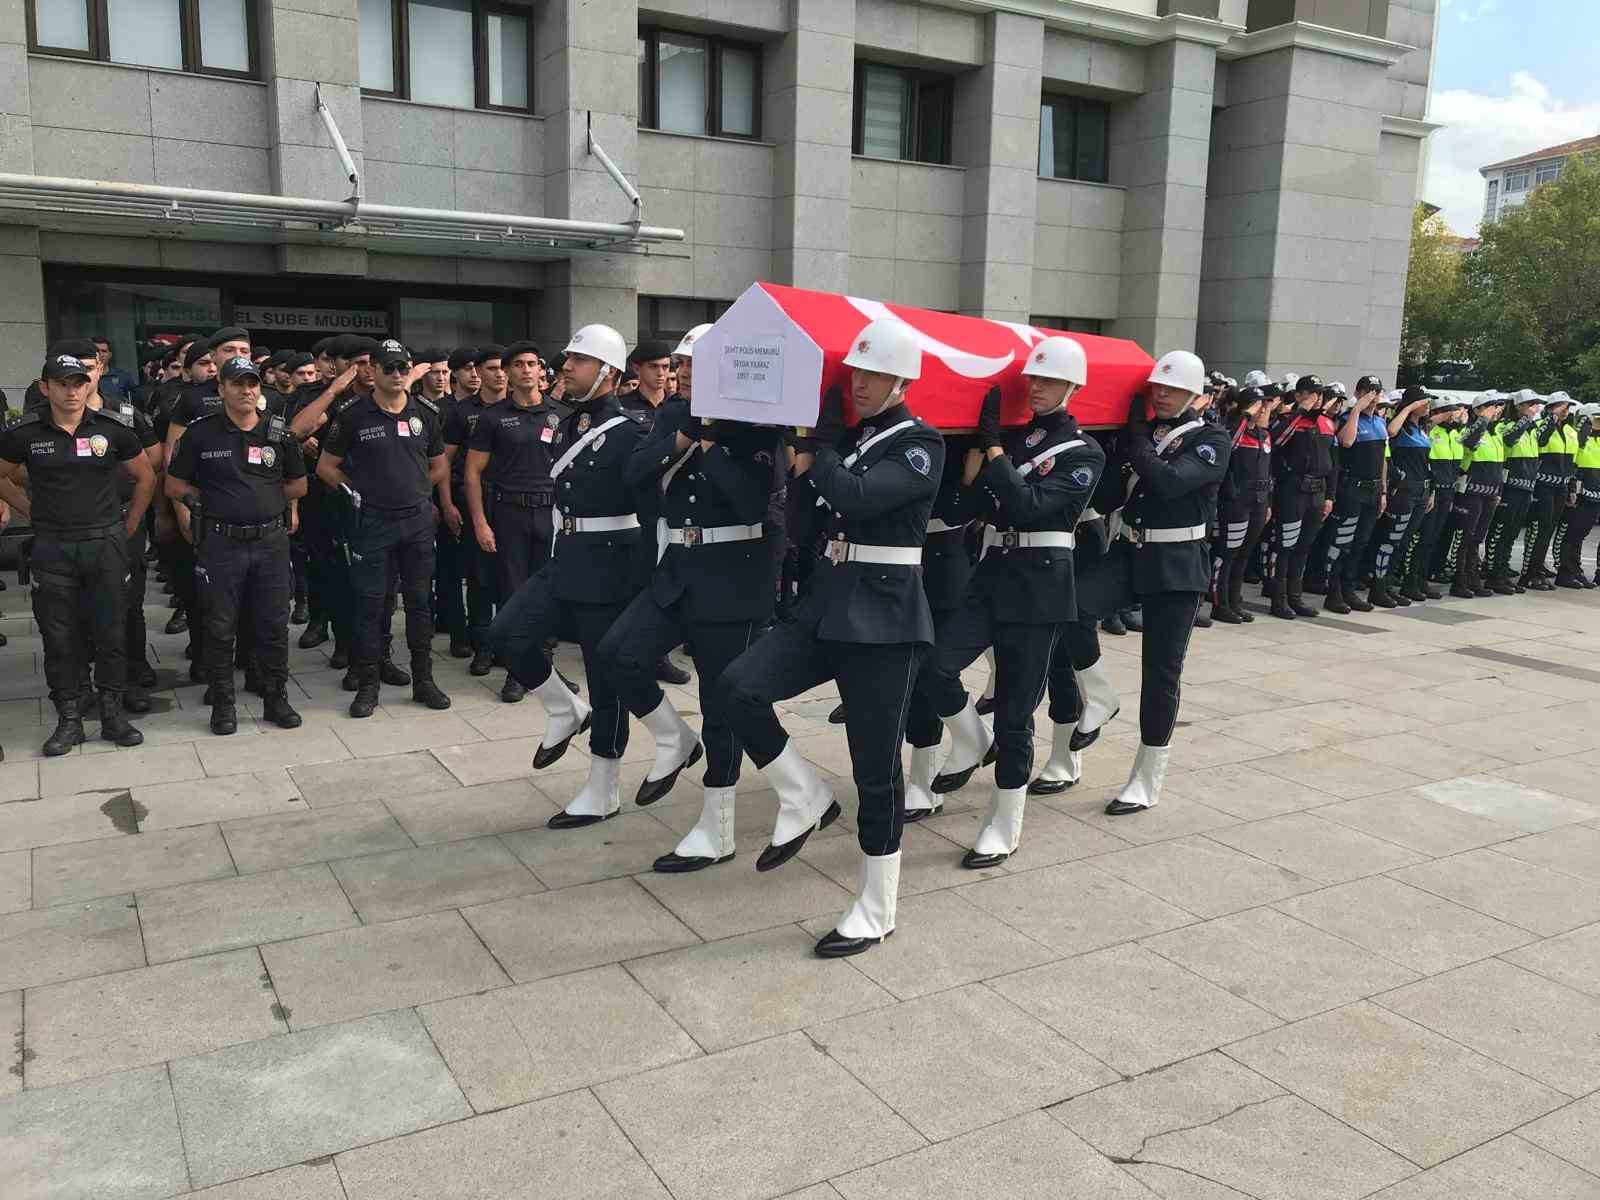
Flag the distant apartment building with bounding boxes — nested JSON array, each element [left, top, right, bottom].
[[1480, 134, 1600, 226]]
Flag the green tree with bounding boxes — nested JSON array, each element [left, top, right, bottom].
[[1461, 152, 1600, 397], [1400, 204, 1467, 369]]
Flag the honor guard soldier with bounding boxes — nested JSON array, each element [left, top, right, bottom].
[[1101, 351, 1230, 816], [1268, 376, 1337, 619], [911, 336, 1103, 868], [0, 350, 157, 755], [464, 340, 563, 703], [486, 325, 651, 827], [317, 341, 453, 717], [594, 331, 782, 871], [718, 318, 945, 958], [166, 357, 306, 734]]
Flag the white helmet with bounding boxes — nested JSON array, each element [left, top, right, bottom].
[[1021, 336, 1088, 386], [843, 318, 921, 381], [1511, 387, 1541, 406], [1280, 372, 1299, 393], [1148, 350, 1207, 396], [1579, 402, 1600, 419], [562, 324, 627, 373], [1547, 390, 1573, 408], [1473, 390, 1502, 409], [674, 323, 713, 359], [1243, 370, 1271, 389]]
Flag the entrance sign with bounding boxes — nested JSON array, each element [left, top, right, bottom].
[[691, 282, 1154, 430], [233, 306, 389, 333]]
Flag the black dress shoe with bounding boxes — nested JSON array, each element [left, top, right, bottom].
[[961, 848, 1009, 869], [756, 800, 842, 872], [653, 849, 734, 873], [1069, 716, 1115, 752], [1104, 798, 1151, 816], [298, 621, 329, 649], [500, 677, 526, 703], [1210, 606, 1245, 624], [931, 742, 998, 794], [1121, 609, 1143, 632], [975, 695, 996, 716], [532, 713, 591, 769], [547, 808, 617, 830], [654, 656, 691, 686], [901, 804, 941, 822], [449, 637, 472, 659], [1027, 776, 1074, 796], [827, 703, 846, 725], [1100, 613, 1127, 637], [165, 611, 188, 635], [814, 927, 893, 957], [290, 601, 309, 625], [635, 743, 703, 807]]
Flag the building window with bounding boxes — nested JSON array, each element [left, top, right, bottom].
[[1484, 179, 1498, 225], [1029, 316, 1104, 336], [26, 0, 259, 78], [852, 62, 953, 165], [359, 0, 533, 113], [1503, 168, 1530, 193], [1039, 95, 1109, 183], [637, 29, 760, 139], [1534, 160, 1563, 186], [638, 296, 732, 345]]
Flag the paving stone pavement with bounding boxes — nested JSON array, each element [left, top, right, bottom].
[[4, 579, 1600, 1199]]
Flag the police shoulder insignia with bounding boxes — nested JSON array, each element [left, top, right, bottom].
[[904, 446, 932, 476], [100, 407, 133, 428], [1070, 465, 1094, 488], [336, 395, 361, 414], [415, 395, 439, 415], [1025, 428, 1045, 448], [1197, 443, 1218, 465], [754, 449, 774, 466], [408, 416, 424, 437], [9, 410, 40, 427], [1036, 456, 1055, 476], [546, 412, 560, 428]]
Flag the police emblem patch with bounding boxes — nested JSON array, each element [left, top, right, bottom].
[[1153, 425, 1170, 441], [1071, 466, 1093, 488], [1025, 428, 1045, 448], [754, 450, 773, 466], [546, 412, 560, 428], [89, 434, 108, 458], [261, 445, 277, 468], [904, 446, 932, 476], [1197, 443, 1218, 465], [409, 416, 424, 437], [861, 426, 875, 440], [1036, 456, 1055, 476], [578, 413, 591, 433]]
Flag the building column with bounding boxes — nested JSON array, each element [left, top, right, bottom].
[[0, 5, 43, 400], [769, 0, 855, 293], [1108, 36, 1216, 355], [955, 11, 1043, 321], [533, 0, 641, 347], [1360, 123, 1431, 382]]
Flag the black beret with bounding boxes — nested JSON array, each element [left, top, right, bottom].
[[311, 337, 336, 357], [412, 347, 447, 366], [448, 347, 479, 372], [208, 326, 251, 351], [342, 336, 381, 359], [473, 344, 506, 366], [184, 342, 212, 368], [627, 340, 673, 365], [286, 352, 316, 372], [502, 340, 543, 364]]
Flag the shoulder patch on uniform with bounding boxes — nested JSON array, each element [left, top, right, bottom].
[[414, 395, 439, 415], [1036, 456, 1055, 476], [1070, 465, 1094, 488], [904, 445, 932, 476], [8, 410, 41, 427], [98, 407, 134, 428], [1197, 443, 1218, 465], [188, 411, 219, 425], [336, 395, 362, 415], [754, 449, 774, 466]]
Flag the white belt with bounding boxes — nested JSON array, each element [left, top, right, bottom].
[[664, 522, 763, 546], [825, 539, 923, 566], [980, 527, 1075, 558], [555, 509, 640, 535], [1124, 523, 1207, 545], [926, 518, 966, 534]]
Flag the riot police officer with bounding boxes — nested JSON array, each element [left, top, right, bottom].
[[0, 350, 157, 755], [317, 342, 452, 717], [485, 324, 648, 827], [166, 357, 306, 734], [1099, 351, 1229, 816], [913, 336, 1103, 869], [718, 318, 945, 958]]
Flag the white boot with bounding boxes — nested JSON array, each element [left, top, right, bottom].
[[904, 742, 946, 820], [964, 786, 1025, 867], [756, 743, 837, 870], [932, 698, 993, 792], [635, 696, 703, 806], [532, 671, 593, 769], [549, 753, 621, 827], [1105, 743, 1169, 814], [1028, 723, 1082, 795], [1071, 659, 1120, 748], [654, 786, 735, 871], [816, 852, 900, 955]]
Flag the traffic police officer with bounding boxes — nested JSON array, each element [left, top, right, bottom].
[[486, 324, 648, 827], [1321, 377, 1388, 614], [595, 340, 781, 871], [1483, 389, 1543, 592], [0, 350, 157, 755], [718, 318, 945, 958], [1100, 351, 1229, 816], [914, 337, 1103, 869], [1447, 391, 1507, 598], [317, 341, 453, 717], [166, 357, 306, 734], [1408, 395, 1466, 598], [1368, 385, 1434, 607], [1555, 403, 1600, 587], [1521, 391, 1577, 589]]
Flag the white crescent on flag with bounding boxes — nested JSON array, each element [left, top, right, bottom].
[[844, 296, 1015, 379]]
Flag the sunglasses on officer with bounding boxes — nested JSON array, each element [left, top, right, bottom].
[[378, 360, 412, 375]]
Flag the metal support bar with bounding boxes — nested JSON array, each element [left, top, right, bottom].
[[587, 111, 642, 233], [315, 84, 362, 207]]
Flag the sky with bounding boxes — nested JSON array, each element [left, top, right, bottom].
[[1423, 0, 1600, 234]]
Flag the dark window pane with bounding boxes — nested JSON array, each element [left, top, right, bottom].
[[1075, 102, 1108, 183], [914, 79, 952, 165]]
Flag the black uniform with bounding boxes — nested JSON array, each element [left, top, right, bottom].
[[468, 395, 563, 606], [0, 407, 144, 703], [597, 402, 780, 786], [430, 392, 467, 644], [167, 409, 305, 699], [1269, 408, 1335, 611], [719, 401, 945, 857], [915, 410, 1103, 790], [98, 402, 160, 696], [1372, 420, 1431, 594], [487, 394, 646, 758], [322, 392, 446, 683], [442, 393, 501, 653], [1210, 414, 1272, 617], [286, 381, 349, 640]]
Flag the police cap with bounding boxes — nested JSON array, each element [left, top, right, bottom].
[[1296, 374, 1324, 394], [1355, 375, 1384, 396], [220, 356, 261, 383], [41, 352, 93, 382], [1400, 385, 1432, 406], [374, 345, 411, 371], [48, 337, 99, 362]]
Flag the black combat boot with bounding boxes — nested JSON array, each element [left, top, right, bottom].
[[1288, 573, 1319, 618], [1343, 580, 1374, 613], [1269, 576, 1297, 621], [1368, 579, 1399, 608], [1323, 585, 1352, 614], [349, 666, 381, 718], [500, 675, 526, 703], [99, 692, 145, 747], [210, 684, 238, 735], [43, 697, 86, 757], [328, 640, 351, 669], [379, 657, 412, 687], [298, 620, 329, 649], [469, 646, 493, 676], [412, 659, 452, 710], [262, 685, 303, 729]]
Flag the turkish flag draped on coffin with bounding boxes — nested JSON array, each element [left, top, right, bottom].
[[689, 282, 1155, 431]]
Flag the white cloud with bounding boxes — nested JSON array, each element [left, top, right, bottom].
[[1423, 72, 1600, 235]]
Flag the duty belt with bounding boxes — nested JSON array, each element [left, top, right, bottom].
[[1346, 477, 1380, 491], [34, 520, 123, 542], [824, 539, 922, 567], [203, 514, 285, 540], [979, 526, 1075, 559], [663, 522, 762, 547], [1122, 523, 1208, 545], [364, 502, 423, 518], [494, 487, 555, 508], [555, 508, 640, 535]]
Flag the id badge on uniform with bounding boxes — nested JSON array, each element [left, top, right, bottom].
[[75, 438, 92, 457], [540, 426, 554, 443], [247, 446, 263, 465], [396, 420, 411, 437]]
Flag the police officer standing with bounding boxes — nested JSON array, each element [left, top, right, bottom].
[[317, 342, 452, 717], [1368, 386, 1434, 606], [1100, 351, 1229, 816], [1321, 377, 1388, 614], [465, 340, 562, 703], [913, 338, 1103, 869], [1268, 376, 1336, 619], [0, 350, 157, 755], [1521, 391, 1577, 589], [436, 347, 483, 659], [719, 318, 945, 957], [166, 357, 306, 734], [1484, 390, 1543, 593], [1209, 384, 1274, 623]]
